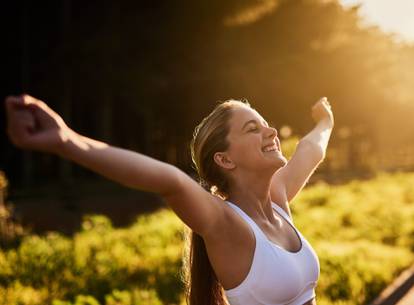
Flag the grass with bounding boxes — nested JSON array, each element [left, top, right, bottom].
[[0, 171, 414, 304]]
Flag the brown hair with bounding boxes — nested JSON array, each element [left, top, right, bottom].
[[183, 99, 250, 305]]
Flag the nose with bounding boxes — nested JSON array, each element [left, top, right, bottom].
[[266, 126, 277, 138]]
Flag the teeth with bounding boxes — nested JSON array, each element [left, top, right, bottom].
[[263, 145, 277, 152]]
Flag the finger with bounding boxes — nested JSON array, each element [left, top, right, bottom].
[[21, 94, 37, 104], [19, 111, 36, 130], [26, 102, 54, 129], [23, 95, 57, 122], [312, 102, 323, 109], [7, 113, 41, 148], [7, 100, 35, 120], [13, 96, 48, 123], [6, 101, 32, 121], [7, 120, 31, 148], [313, 97, 326, 106], [8, 112, 35, 135], [22, 94, 49, 110], [5, 95, 24, 115]]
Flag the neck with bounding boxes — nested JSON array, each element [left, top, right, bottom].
[[226, 170, 275, 220]]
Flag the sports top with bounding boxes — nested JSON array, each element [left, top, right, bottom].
[[223, 200, 320, 305]]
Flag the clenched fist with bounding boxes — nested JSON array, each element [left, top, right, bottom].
[[311, 97, 334, 126], [5, 94, 72, 154]]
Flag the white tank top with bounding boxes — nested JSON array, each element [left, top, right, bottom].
[[224, 200, 320, 305]]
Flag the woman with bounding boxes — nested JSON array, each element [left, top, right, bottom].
[[5, 94, 333, 305]]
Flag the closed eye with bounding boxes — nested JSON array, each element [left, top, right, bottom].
[[251, 122, 274, 131], [243, 119, 273, 133]]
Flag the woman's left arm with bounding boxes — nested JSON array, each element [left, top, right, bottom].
[[271, 97, 334, 204]]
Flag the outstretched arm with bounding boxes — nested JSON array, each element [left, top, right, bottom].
[[5, 95, 177, 194], [5, 95, 225, 237], [271, 97, 334, 208], [59, 133, 182, 195]]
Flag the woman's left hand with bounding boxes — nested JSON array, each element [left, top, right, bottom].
[[311, 97, 334, 127]]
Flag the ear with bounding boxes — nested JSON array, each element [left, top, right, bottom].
[[213, 152, 236, 170]]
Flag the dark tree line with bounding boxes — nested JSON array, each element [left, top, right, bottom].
[[2, 0, 414, 188]]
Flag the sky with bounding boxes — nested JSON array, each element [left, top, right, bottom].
[[339, 0, 414, 42]]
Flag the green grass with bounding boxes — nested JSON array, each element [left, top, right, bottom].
[[1, 171, 414, 305]]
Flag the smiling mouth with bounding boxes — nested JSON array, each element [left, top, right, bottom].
[[262, 145, 279, 152]]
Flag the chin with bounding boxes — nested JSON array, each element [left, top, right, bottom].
[[260, 152, 287, 171], [274, 155, 287, 168]]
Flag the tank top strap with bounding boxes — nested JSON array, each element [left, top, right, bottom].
[[225, 200, 268, 241]]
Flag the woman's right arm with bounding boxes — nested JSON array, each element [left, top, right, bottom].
[[60, 133, 225, 237], [5, 95, 225, 237]]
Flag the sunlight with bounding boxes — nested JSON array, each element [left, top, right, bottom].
[[339, 0, 414, 42], [224, 0, 279, 26]]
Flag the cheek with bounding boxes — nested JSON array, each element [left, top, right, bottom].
[[231, 138, 260, 153], [230, 141, 263, 163], [227, 134, 263, 160]]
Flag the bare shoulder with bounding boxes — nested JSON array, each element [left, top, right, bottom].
[[202, 198, 257, 290], [162, 169, 229, 237], [201, 197, 253, 243], [164, 166, 254, 265]]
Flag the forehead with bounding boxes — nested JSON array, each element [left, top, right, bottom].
[[229, 106, 266, 131]]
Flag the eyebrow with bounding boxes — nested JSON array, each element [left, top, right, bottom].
[[242, 119, 269, 131]]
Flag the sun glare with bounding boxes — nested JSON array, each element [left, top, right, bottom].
[[340, 0, 414, 43]]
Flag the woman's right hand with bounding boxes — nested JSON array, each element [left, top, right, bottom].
[[5, 94, 72, 154]]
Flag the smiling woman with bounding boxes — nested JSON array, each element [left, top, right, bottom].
[[5, 94, 333, 305], [340, 0, 414, 42]]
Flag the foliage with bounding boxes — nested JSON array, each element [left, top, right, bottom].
[[0, 172, 27, 248], [281, 136, 300, 160], [1, 172, 414, 304], [0, 171, 8, 191], [7, 0, 414, 181], [291, 172, 414, 304], [0, 210, 184, 305]]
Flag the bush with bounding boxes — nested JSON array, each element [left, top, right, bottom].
[[1, 172, 414, 305], [0, 171, 28, 248]]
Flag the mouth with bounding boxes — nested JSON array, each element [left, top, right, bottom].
[[262, 143, 280, 153]]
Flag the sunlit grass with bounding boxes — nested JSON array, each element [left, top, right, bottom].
[[1, 172, 414, 304]]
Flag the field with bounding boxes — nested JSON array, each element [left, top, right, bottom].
[[1, 171, 414, 305]]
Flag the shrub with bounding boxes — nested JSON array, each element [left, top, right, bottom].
[[1, 172, 414, 305]]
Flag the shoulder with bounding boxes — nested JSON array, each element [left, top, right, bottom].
[[203, 198, 255, 245]]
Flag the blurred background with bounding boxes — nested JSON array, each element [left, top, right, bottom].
[[2, 0, 414, 232], [1, 1, 414, 304]]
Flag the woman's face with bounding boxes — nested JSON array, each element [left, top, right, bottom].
[[223, 105, 287, 173]]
